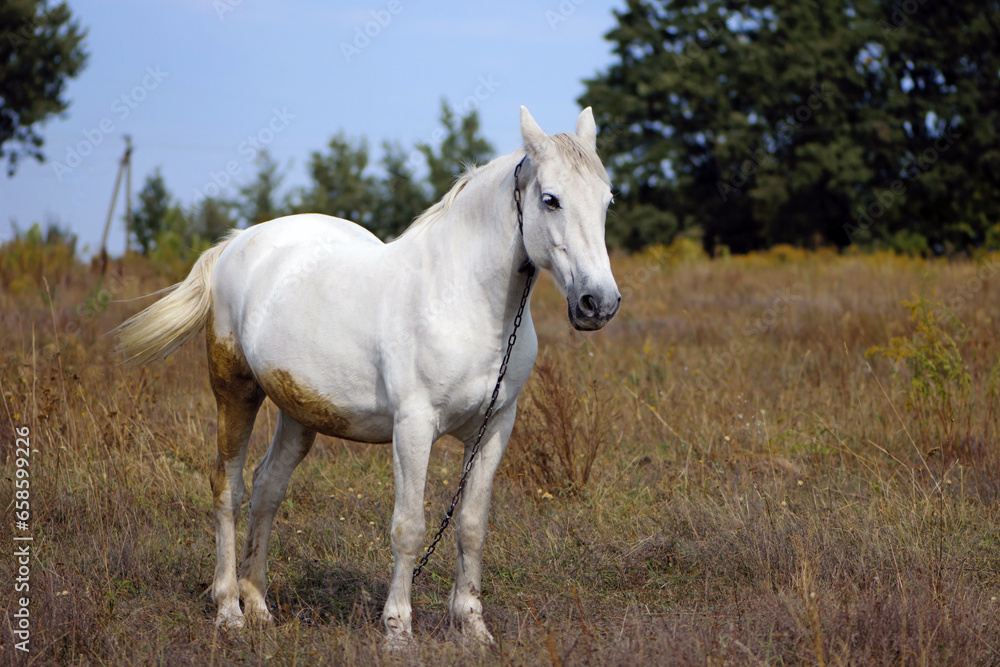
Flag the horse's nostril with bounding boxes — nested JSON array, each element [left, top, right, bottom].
[[580, 294, 597, 315]]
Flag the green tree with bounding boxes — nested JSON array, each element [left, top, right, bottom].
[[0, 0, 88, 175], [191, 197, 235, 245], [235, 150, 287, 226], [874, 1, 1000, 252], [293, 132, 377, 226], [132, 169, 170, 255], [417, 100, 494, 200], [373, 141, 429, 239], [134, 170, 234, 255], [581, 0, 1000, 253]]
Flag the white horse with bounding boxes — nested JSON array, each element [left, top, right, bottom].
[[116, 106, 620, 644]]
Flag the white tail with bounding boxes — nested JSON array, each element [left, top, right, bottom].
[[116, 230, 241, 367]]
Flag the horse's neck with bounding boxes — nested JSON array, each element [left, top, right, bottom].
[[407, 153, 530, 316]]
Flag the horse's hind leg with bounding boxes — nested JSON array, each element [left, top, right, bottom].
[[207, 321, 264, 628], [238, 411, 316, 623]]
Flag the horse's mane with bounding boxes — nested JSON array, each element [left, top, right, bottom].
[[398, 164, 482, 238], [397, 133, 609, 238]]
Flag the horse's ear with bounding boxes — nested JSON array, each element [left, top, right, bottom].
[[576, 107, 597, 152], [576, 107, 597, 151], [520, 106, 551, 159]]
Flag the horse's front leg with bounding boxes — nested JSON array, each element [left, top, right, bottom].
[[449, 402, 517, 644], [383, 409, 435, 643]]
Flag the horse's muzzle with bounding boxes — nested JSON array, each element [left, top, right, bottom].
[[568, 287, 621, 331]]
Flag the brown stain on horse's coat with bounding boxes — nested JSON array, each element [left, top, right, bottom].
[[259, 368, 352, 438], [206, 316, 263, 407], [205, 312, 265, 502], [206, 313, 353, 440]]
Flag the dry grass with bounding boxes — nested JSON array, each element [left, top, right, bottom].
[[2, 245, 1000, 665]]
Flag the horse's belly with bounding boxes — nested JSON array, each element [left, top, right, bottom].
[[256, 365, 393, 443]]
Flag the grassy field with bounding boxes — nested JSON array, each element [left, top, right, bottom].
[[2, 241, 1000, 665]]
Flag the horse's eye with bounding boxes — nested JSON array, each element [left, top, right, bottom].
[[541, 193, 560, 210]]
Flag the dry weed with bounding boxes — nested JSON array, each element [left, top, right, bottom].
[[2, 247, 999, 665]]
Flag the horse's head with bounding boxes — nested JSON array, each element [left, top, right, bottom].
[[519, 106, 620, 331]]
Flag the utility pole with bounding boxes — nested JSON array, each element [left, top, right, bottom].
[[99, 136, 133, 272], [125, 135, 133, 253]]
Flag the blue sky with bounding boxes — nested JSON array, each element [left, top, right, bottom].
[[1, 0, 624, 256]]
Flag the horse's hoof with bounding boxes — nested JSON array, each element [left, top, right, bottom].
[[245, 608, 275, 627], [462, 616, 495, 646], [383, 631, 417, 653], [215, 608, 246, 629]]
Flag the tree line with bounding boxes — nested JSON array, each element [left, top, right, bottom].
[[6, 0, 1000, 256], [579, 0, 1000, 254], [129, 102, 494, 254]]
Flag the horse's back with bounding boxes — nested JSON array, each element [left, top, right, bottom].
[[210, 213, 386, 340], [230, 214, 382, 254], [215, 213, 382, 287]]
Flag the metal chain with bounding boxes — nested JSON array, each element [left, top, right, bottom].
[[411, 157, 533, 583], [513, 158, 525, 236]]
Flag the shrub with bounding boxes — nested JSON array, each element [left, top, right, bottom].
[[0, 222, 78, 293], [866, 294, 998, 455], [505, 358, 614, 495]]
